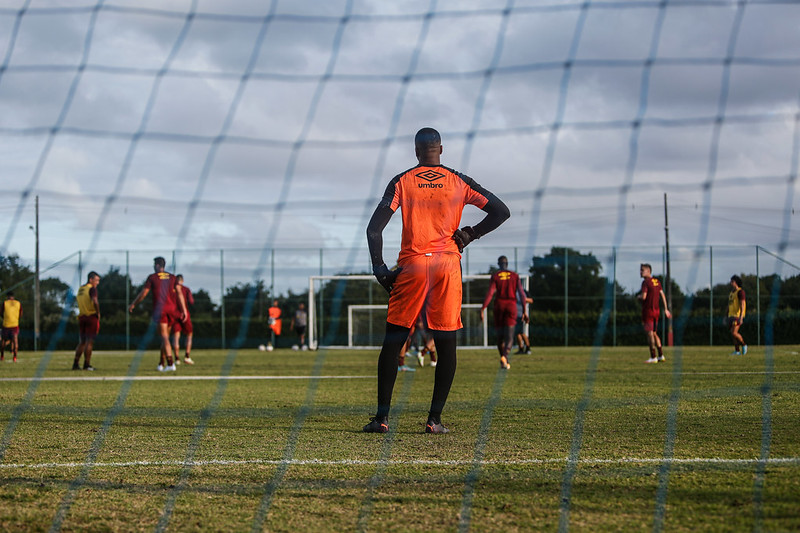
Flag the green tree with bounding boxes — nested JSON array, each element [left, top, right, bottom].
[[529, 247, 609, 313], [223, 280, 269, 319], [0, 254, 34, 299], [779, 273, 800, 310], [191, 289, 216, 317], [93, 266, 134, 318]]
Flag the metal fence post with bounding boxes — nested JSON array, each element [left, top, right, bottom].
[[125, 250, 130, 351], [709, 246, 713, 346], [756, 245, 760, 346], [220, 249, 226, 350], [564, 248, 568, 347], [612, 247, 617, 347], [270, 248, 275, 297], [661, 246, 666, 347]]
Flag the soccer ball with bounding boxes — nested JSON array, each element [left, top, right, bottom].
[[258, 344, 266, 352], [292, 344, 299, 351], [266, 344, 274, 352]]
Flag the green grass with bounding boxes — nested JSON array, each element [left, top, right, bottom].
[[1, 344, 799, 531]]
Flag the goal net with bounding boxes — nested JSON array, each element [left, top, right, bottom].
[[308, 274, 529, 349]]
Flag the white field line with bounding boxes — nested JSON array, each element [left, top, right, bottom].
[[1, 457, 799, 470], [0, 375, 373, 382]]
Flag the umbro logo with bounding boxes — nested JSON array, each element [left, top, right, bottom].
[[417, 170, 445, 188], [417, 170, 444, 182]]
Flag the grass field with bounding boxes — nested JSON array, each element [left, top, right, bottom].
[[0, 344, 799, 532]]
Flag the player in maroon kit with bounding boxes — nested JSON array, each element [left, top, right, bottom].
[[638, 263, 671, 363], [128, 256, 188, 371], [480, 256, 527, 370], [171, 274, 195, 365]]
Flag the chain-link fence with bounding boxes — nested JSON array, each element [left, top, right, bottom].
[[3, 244, 798, 351]]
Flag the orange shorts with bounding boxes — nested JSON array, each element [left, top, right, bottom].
[[387, 252, 462, 331]]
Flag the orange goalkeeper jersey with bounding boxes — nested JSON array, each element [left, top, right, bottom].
[[380, 165, 490, 261]]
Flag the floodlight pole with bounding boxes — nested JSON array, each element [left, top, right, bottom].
[[664, 193, 673, 346]]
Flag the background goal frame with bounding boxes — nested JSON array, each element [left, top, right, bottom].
[[308, 274, 530, 350]]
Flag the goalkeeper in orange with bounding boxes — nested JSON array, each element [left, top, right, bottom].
[[363, 127, 510, 434]]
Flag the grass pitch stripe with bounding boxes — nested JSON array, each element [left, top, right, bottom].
[[0, 375, 372, 382], [154, 354, 234, 532], [155, 340, 274, 528], [250, 345, 335, 531], [0, 289, 78, 463], [458, 367, 508, 533], [558, 299, 614, 533], [48, 324, 156, 533], [753, 282, 782, 529], [5, 456, 798, 470], [357, 371, 416, 533], [557, 342, 604, 533], [1, 370, 796, 384], [753, 343, 775, 532], [0, 349, 56, 463], [653, 345, 684, 532]]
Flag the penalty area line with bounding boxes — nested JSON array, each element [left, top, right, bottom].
[[0, 375, 373, 383], [2, 456, 799, 470]]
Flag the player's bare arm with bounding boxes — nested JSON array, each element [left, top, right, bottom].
[[92, 293, 100, 318], [128, 287, 150, 313], [517, 280, 529, 322], [176, 285, 188, 321], [479, 283, 497, 321], [660, 291, 672, 319]]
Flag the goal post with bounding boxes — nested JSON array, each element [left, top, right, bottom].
[[308, 274, 529, 350]]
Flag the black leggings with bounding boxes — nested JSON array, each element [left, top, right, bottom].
[[376, 323, 457, 422]]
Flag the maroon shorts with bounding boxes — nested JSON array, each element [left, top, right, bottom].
[[78, 314, 99, 341], [154, 308, 179, 327], [727, 317, 742, 329], [173, 318, 193, 334], [493, 299, 518, 328], [642, 312, 659, 333], [2, 326, 19, 339]]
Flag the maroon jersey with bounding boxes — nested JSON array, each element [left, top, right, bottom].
[[484, 270, 523, 303], [144, 271, 179, 319], [641, 276, 663, 315], [483, 270, 524, 328]]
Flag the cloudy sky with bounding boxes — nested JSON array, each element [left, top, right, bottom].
[[1, 0, 799, 297]]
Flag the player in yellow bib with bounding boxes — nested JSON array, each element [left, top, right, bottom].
[[727, 275, 747, 356], [74, 271, 101, 370], [1, 291, 22, 362]]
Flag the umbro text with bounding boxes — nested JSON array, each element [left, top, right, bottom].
[[418, 183, 444, 188]]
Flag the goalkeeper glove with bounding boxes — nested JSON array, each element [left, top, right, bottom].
[[373, 264, 402, 294], [452, 226, 479, 252]]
